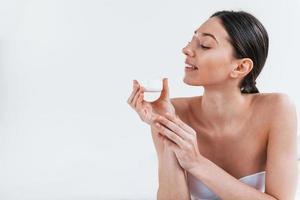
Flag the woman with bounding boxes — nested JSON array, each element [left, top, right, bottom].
[[127, 10, 298, 200]]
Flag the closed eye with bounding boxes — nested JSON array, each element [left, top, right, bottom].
[[200, 45, 210, 49]]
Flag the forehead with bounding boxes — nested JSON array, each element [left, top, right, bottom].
[[196, 17, 230, 42]]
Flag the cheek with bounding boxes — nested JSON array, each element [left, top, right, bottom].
[[195, 50, 233, 80]]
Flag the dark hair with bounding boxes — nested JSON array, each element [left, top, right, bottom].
[[210, 10, 269, 94]]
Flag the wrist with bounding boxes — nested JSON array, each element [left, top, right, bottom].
[[187, 155, 208, 176], [158, 146, 175, 159], [158, 147, 181, 167]]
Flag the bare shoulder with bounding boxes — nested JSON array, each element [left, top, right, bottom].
[[254, 92, 297, 129], [254, 92, 296, 112], [170, 93, 297, 124]]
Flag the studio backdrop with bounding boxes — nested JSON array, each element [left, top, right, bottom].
[[0, 0, 299, 199]]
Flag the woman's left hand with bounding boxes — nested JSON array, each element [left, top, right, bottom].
[[153, 112, 204, 172]]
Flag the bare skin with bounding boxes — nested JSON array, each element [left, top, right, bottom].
[[127, 16, 298, 199], [173, 94, 267, 180], [170, 93, 297, 200]]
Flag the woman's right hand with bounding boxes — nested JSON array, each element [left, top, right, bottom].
[[127, 78, 176, 126]]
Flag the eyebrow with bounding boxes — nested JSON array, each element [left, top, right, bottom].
[[194, 30, 219, 44]]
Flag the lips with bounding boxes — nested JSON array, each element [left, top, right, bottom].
[[185, 61, 198, 70]]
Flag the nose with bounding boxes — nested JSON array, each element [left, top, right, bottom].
[[182, 42, 194, 57]]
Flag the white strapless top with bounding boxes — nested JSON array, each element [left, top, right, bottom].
[[187, 171, 266, 200]]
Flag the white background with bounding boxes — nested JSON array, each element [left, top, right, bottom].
[[0, 0, 299, 199]]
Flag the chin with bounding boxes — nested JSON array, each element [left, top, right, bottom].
[[182, 76, 203, 86]]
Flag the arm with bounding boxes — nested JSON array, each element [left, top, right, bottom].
[[188, 94, 298, 200], [150, 126, 191, 200], [264, 94, 298, 199]]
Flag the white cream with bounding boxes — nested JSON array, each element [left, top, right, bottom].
[[139, 78, 163, 92]]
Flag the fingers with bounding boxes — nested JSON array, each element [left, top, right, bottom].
[[164, 113, 196, 135], [136, 90, 144, 109], [132, 87, 144, 108], [163, 136, 178, 152], [155, 115, 192, 142], [127, 80, 140, 106], [132, 80, 138, 89], [159, 78, 169, 100], [154, 121, 184, 148]]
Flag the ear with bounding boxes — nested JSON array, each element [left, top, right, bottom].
[[230, 58, 253, 79]]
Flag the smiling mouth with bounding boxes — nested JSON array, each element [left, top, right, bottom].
[[185, 63, 198, 70]]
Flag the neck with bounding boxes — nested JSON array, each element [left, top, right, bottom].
[[198, 86, 250, 130]]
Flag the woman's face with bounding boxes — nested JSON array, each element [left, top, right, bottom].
[[182, 17, 238, 88]]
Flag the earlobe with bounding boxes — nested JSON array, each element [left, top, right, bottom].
[[230, 69, 239, 78]]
